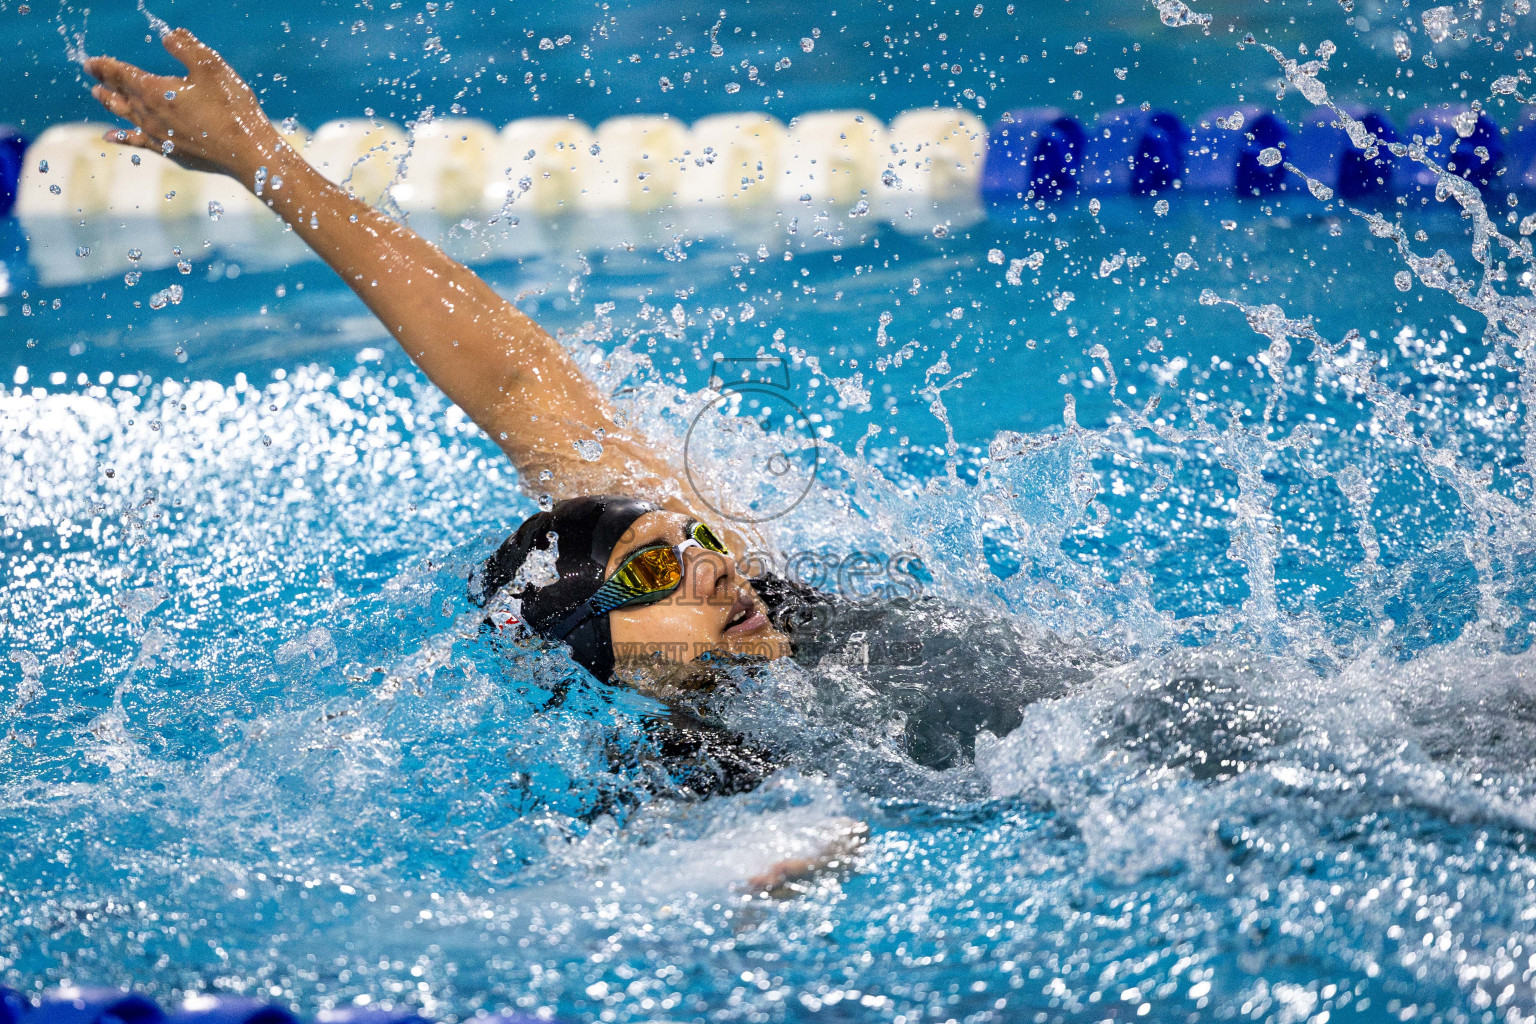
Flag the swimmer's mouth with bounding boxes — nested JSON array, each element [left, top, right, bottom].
[[722, 591, 767, 635]]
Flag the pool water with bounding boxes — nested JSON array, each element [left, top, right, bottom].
[[6, 2, 1536, 1023]]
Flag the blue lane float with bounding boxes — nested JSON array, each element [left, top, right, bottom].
[[0, 124, 27, 219], [980, 108, 1086, 203], [169, 999, 296, 1024], [1510, 106, 1536, 191], [1405, 106, 1504, 191], [1288, 106, 1401, 200], [1185, 106, 1291, 196], [4, 993, 561, 1024], [2, 988, 27, 1024], [31, 990, 164, 1024], [1080, 109, 1186, 195]]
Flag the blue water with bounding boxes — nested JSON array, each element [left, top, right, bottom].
[[6, 2, 1536, 1023]]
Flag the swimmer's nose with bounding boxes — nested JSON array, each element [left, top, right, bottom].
[[684, 545, 737, 597]]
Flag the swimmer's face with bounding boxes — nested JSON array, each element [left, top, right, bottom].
[[604, 510, 790, 682]]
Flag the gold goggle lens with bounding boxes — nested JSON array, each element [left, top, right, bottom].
[[691, 522, 729, 554], [614, 546, 684, 592]]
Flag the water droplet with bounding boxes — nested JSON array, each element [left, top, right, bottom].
[[1258, 147, 1282, 167], [572, 438, 603, 461], [177, 260, 192, 274], [1394, 270, 1413, 292], [160, 139, 174, 155], [76, 246, 90, 258], [932, 223, 950, 238], [850, 199, 870, 216], [261, 435, 272, 447], [1153, 0, 1212, 29], [164, 90, 176, 100], [131, 154, 141, 166], [127, 248, 142, 262], [881, 167, 901, 188], [48, 184, 61, 195], [124, 271, 141, 286], [1154, 199, 1170, 216], [800, 36, 815, 52], [1088, 198, 1101, 215], [1421, 5, 1456, 42], [1073, 41, 1088, 54], [37, 158, 48, 174], [724, 82, 741, 94], [987, 248, 1005, 264], [208, 201, 224, 220]]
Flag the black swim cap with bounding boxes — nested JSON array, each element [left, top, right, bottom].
[[475, 495, 658, 681]]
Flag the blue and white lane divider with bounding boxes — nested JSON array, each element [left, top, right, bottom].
[[0, 988, 552, 1024], [5, 103, 1535, 223]]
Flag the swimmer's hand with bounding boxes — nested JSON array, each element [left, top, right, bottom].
[[84, 29, 283, 180], [744, 817, 867, 899]]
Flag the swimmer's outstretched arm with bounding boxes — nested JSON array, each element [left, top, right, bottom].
[[83, 29, 690, 508]]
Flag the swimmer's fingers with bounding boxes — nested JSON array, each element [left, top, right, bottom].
[[162, 28, 227, 77], [90, 83, 135, 123], [99, 125, 161, 155], [83, 55, 179, 101], [89, 83, 162, 151]]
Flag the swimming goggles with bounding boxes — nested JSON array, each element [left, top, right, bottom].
[[550, 520, 730, 640]]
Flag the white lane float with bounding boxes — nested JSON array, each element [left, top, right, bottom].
[[882, 108, 987, 199], [676, 112, 786, 207], [301, 118, 406, 206], [14, 123, 119, 218], [776, 110, 886, 206], [580, 114, 690, 212], [492, 116, 596, 216], [392, 117, 500, 218]]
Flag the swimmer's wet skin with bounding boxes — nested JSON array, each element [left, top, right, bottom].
[[84, 28, 841, 891]]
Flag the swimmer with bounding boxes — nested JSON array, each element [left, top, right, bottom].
[[84, 30, 789, 688], [83, 30, 1077, 890]]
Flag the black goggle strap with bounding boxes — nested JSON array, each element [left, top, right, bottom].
[[548, 542, 686, 641]]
